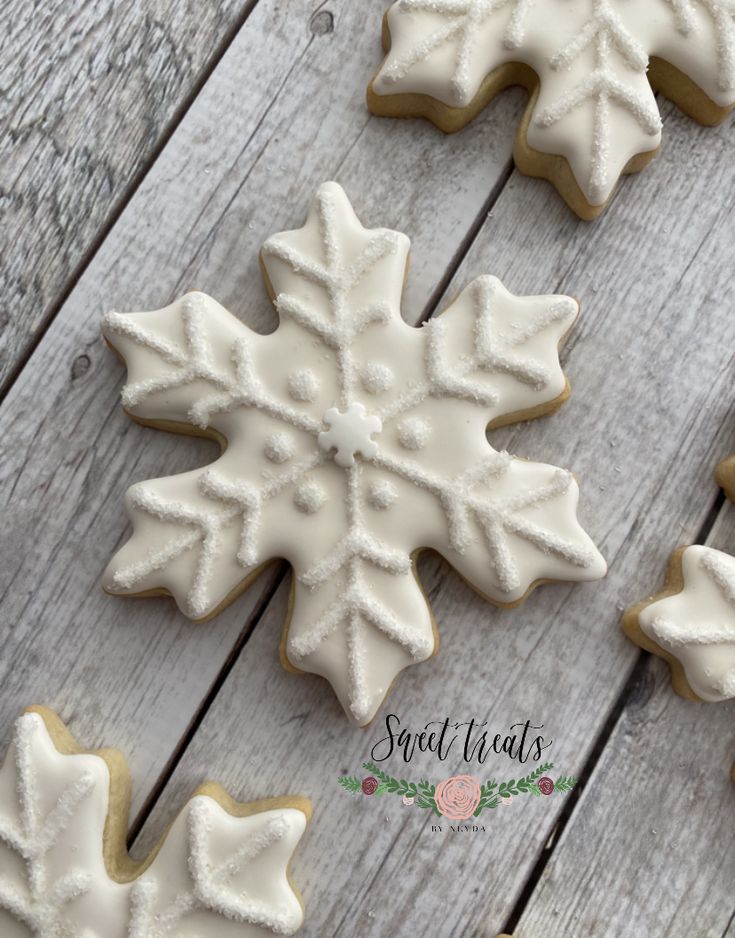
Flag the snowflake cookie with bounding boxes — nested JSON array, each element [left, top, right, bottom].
[[0, 708, 310, 937], [367, 0, 735, 218], [102, 182, 606, 726], [622, 546, 735, 702]]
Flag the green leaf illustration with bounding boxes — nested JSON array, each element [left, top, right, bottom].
[[340, 760, 574, 817]]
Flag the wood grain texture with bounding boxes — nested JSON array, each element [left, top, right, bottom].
[[514, 502, 735, 938], [131, 94, 735, 936], [0, 0, 521, 826], [0, 0, 259, 393]]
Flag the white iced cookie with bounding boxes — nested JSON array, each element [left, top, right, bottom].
[[102, 181, 606, 726], [368, 0, 735, 219], [0, 709, 310, 937], [622, 545, 735, 702]]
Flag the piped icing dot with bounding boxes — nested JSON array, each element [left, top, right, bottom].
[[288, 369, 320, 402], [367, 480, 398, 510], [294, 480, 327, 514], [264, 432, 295, 464], [360, 362, 394, 395], [397, 416, 431, 450]]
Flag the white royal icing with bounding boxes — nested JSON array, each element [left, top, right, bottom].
[[102, 181, 606, 726], [0, 712, 307, 937], [287, 369, 320, 403], [371, 0, 735, 205], [638, 545, 735, 702]]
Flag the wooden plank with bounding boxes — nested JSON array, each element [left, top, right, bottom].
[[0, 0, 260, 392], [513, 501, 735, 938], [0, 0, 522, 825], [132, 96, 735, 935]]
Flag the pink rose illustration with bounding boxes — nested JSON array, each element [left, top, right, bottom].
[[538, 776, 555, 796], [402, 795, 414, 806], [434, 775, 482, 820], [362, 776, 379, 795]]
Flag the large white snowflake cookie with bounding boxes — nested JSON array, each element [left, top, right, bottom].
[[0, 708, 310, 937], [622, 545, 735, 702], [102, 181, 606, 726], [368, 0, 735, 218]]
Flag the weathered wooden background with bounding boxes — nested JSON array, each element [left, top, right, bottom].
[[1, 2, 734, 935]]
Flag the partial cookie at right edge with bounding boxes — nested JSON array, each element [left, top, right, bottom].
[[621, 545, 735, 703], [715, 454, 735, 503]]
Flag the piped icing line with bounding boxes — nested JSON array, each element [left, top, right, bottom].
[[102, 181, 606, 726], [622, 545, 735, 702], [369, 0, 735, 212], [0, 709, 310, 937]]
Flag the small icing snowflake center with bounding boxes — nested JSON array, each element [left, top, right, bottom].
[[318, 402, 383, 467]]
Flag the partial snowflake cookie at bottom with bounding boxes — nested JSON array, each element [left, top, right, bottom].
[[102, 181, 606, 726], [0, 708, 310, 938], [367, 0, 735, 219], [622, 545, 735, 702]]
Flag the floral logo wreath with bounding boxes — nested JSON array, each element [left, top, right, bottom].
[[339, 763, 576, 820]]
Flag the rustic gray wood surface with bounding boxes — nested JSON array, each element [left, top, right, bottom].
[[0, 0, 258, 393], [516, 500, 735, 938], [1, 2, 734, 936]]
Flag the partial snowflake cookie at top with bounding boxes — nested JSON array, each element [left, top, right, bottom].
[[0, 708, 310, 938], [367, 0, 735, 219], [102, 181, 606, 726], [622, 545, 735, 702]]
